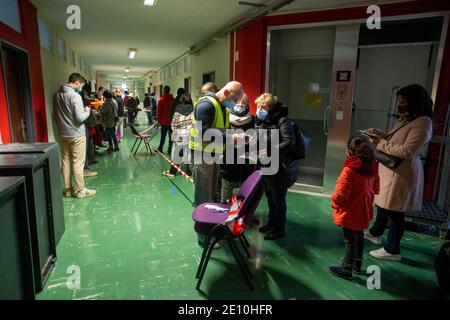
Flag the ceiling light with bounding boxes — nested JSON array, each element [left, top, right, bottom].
[[144, 0, 157, 6], [128, 49, 137, 59], [125, 67, 130, 73]]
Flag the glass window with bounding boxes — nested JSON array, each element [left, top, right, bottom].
[[78, 55, 82, 70], [0, 0, 21, 33], [38, 18, 53, 52], [184, 55, 192, 73], [57, 36, 67, 61]]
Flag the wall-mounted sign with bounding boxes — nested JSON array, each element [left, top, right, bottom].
[[336, 71, 352, 82], [305, 93, 322, 105]]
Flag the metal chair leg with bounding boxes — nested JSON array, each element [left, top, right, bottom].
[[239, 236, 251, 258], [230, 237, 253, 280], [134, 139, 143, 156], [196, 238, 220, 290], [130, 138, 138, 153], [242, 233, 250, 248], [226, 237, 254, 290], [196, 238, 211, 279]]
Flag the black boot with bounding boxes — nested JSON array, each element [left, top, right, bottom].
[[259, 223, 274, 233], [264, 230, 285, 240], [329, 266, 353, 281], [353, 259, 363, 275]]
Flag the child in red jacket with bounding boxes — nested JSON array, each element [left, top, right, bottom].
[[329, 136, 380, 281]]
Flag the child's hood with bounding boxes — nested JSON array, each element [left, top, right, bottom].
[[344, 155, 378, 177]]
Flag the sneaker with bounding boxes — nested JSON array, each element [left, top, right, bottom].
[[329, 266, 353, 281], [259, 223, 274, 233], [74, 188, 96, 199], [364, 231, 382, 245], [369, 248, 401, 261], [163, 170, 175, 178], [84, 170, 98, 177]]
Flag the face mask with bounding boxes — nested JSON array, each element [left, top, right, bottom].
[[76, 87, 83, 94], [257, 110, 268, 121], [234, 106, 246, 114], [223, 100, 236, 109]]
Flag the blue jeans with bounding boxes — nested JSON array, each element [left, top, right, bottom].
[[158, 125, 173, 154], [370, 207, 405, 255], [265, 185, 288, 233], [105, 127, 118, 150]]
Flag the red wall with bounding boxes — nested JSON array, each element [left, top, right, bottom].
[[0, 0, 48, 143], [230, 0, 450, 200]]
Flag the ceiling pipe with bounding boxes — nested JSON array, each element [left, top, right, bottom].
[[189, 0, 296, 54]]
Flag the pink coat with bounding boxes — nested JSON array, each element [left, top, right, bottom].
[[374, 116, 433, 212]]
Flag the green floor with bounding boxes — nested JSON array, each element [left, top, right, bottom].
[[38, 124, 447, 300]]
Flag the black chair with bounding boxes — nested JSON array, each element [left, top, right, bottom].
[[128, 124, 154, 156]]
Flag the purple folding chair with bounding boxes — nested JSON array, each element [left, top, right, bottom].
[[192, 170, 264, 291]]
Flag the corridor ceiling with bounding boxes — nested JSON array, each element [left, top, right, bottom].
[[32, 0, 409, 81]]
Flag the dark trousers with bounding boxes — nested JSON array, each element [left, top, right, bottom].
[[158, 125, 173, 154], [370, 207, 405, 255], [105, 127, 118, 150], [342, 228, 364, 270], [146, 111, 153, 124], [265, 186, 288, 233]]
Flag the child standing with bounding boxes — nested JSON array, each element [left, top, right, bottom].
[[329, 136, 380, 281]]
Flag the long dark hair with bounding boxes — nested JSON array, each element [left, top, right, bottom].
[[180, 93, 193, 105], [397, 84, 434, 120], [348, 136, 374, 164]]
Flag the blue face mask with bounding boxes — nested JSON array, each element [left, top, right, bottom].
[[257, 110, 268, 121], [234, 106, 246, 114], [75, 87, 83, 94], [223, 100, 236, 109]]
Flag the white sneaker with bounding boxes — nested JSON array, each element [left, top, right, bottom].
[[364, 231, 382, 245], [75, 188, 96, 199], [369, 248, 401, 262]]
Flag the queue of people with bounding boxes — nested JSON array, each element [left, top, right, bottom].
[[55, 73, 435, 282]]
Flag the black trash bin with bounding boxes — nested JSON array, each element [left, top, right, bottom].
[[0, 143, 65, 245], [0, 154, 56, 293], [0, 176, 35, 300]]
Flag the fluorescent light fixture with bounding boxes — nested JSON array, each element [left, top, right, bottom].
[[128, 49, 137, 59], [144, 0, 157, 6], [125, 67, 130, 73]]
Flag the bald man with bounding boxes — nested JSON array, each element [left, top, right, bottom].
[[190, 81, 245, 205], [201, 82, 218, 94]]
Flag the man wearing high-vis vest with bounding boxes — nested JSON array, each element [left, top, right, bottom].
[[190, 81, 246, 209]]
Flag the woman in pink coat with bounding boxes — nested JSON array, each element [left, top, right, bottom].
[[365, 84, 434, 262]]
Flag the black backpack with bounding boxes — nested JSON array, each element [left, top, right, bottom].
[[435, 241, 450, 293], [289, 120, 311, 160]]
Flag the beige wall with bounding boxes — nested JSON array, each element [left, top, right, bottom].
[[38, 13, 94, 142], [151, 36, 230, 101]]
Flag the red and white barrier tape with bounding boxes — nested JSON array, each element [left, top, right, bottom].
[[155, 149, 194, 184]]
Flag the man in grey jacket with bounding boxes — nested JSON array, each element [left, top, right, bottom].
[[54, 73, 96, 199]]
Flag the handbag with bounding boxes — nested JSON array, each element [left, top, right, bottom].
[[372, 121, 412, 170]]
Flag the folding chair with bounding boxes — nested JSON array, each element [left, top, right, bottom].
[[192, 170, 264, 291], [128, 123, 156, 156]]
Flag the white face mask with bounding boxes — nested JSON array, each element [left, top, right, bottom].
[[234, 106, 246, 114]]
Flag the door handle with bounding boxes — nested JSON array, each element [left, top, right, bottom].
[[324, 105, 331, 136]]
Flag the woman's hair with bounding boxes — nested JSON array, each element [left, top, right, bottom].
[[348, 136, 374, 164], [397, 84, 434, 120], [255, 93, 278, 108], [103, 90, 113, 99], [180, 93, 193, 105]]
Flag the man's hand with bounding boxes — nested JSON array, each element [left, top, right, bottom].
[[85, 107, 91, 114]]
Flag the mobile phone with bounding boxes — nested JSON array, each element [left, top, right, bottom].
[[358, 130, 378, 138]]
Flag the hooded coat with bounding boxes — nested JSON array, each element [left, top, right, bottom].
[[332, 155, 380, 231]]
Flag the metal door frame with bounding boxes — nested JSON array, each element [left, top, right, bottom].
[[0, 41, 36, 143], [265, 11, 450, 195]]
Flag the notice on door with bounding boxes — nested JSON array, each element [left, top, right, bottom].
[[305, 93, 322, 105]]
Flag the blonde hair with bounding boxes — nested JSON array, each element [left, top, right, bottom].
[[255, 93, 278, 108]]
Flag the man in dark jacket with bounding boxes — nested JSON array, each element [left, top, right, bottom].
[[114, 89, 126, 142], [255, 93, 297, 240], [144, 93, 153, 125]]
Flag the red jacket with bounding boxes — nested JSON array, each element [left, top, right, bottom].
[[157, 93, 174, 126], [332, 156, 380, 231]]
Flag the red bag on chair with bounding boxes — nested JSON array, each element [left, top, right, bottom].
[[226, 195, 248, 236]]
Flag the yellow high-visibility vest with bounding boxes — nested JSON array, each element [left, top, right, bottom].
[[189, 96, 230, 153]]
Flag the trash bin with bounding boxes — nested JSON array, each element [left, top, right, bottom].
[[0, 176, 35, 300], [0, 154, 57, 293], [0, 143, 65, 245]]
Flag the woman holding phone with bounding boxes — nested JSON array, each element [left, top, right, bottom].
[[363, 84, 434, 261]]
